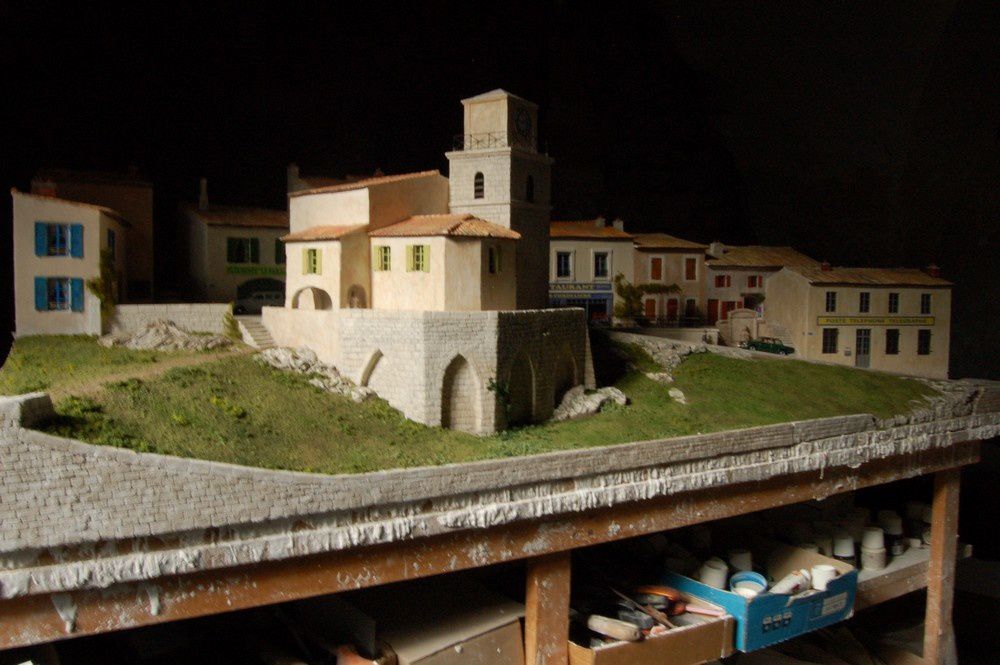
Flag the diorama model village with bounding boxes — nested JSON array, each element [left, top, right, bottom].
[[2, 91, 997, 665]]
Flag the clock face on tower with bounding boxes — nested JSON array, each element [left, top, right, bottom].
[[514, 108, 532, 140]]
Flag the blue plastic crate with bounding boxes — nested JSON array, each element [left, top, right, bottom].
[[661, 545, 857, 652]]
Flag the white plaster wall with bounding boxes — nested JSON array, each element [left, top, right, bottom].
[[262, 306, 342, 363], [289, 189, 369, 234], [285, 241, 341, 309], [12, 193, 105, 336], [369, 236, 446, 311]]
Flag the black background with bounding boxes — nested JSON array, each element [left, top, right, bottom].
[[1, 1, 997, 377]]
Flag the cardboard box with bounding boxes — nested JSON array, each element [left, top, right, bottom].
[[568, 593, 734, 665], [345, 579, 525, 665], [662, 544, 858, 652]]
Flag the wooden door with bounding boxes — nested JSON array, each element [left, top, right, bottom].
[[650, 257, 663, 280], [644, 298, 657, 318]]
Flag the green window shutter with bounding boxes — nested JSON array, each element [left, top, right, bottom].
[[301, 248, 309, 274], [406, 245, 414, 271], [227, 238, 238, 263], [372, 246, 380, 270], [275, 238, 285, 264], [315, 249, 322, 275], [422, 245, 430, 272], [250, 238, 260, 263]]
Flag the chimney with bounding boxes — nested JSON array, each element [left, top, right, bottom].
[[286, 163, 300, 192], [708, 241, 725, 258], [612, 218, 625, 232], [198, 177, 209, 211], [925, 263, 941, 278], [821, 260, 832, 272], [594, 216, 606, 228]]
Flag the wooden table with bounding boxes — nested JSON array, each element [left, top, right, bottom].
[[1, 440, 979, 665]]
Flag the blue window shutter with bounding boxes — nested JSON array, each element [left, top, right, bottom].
[[70, 224, 84, 258], [35, 223, 47, 256], [34, 277, 48, 310], [71, 278, 85, 312]]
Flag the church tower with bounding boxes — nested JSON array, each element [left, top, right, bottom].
[[446, 90, 554, 309]]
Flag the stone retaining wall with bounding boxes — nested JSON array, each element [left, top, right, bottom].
[[111, 304, 231, 335], [263, 307, 592, 433]]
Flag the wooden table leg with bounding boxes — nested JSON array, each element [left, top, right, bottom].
[[525, 551, 572, 665], [924, 468, 960, 665]]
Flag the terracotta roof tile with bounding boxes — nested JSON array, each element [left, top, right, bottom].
[[369, 214, 520, 240], [289, 170, 440, 197], [183, 203, 289, 229], [281, 224, 368, 242], [787, 266, 952, 287], [707, 245, 818, 269], [633, 233, 707, 251], [550, 220, 633, 240]]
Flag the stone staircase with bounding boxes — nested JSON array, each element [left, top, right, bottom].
[[763, 321, 796, 350], [236, 316, 276, 349]]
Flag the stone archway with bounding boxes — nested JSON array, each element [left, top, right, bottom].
[[291, 286, 333, 310], [505, 351, 536, 427], [552, 344, 579, 406], [347, 284, 367, 308], [441, 355, 482, 434]]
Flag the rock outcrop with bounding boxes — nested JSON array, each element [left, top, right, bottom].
[[255, 347, 376, 404], [100, 320, 232, 352], [551, 385, 628, 422]]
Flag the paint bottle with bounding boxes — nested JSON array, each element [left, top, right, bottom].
[[770, 569, 812, 595], [832, 531, 857, 568], [880, 514, 906, 558], [860, 527, 887, 571]]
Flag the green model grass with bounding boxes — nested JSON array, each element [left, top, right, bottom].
[[0, 335, 207, 396], [3, 335, 937, 475]]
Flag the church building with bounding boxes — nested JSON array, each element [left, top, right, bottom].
[[262, 91, 592, 434]]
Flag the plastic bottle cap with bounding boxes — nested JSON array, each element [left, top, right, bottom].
[[833, 531, 856, 557], [861, 526, 885, 550]]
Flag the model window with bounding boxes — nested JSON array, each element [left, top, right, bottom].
[[303, 248, 321, 275], [407, 244, 430, 272], [920, 293, 931, 314], [888, 292, 899, 314], [227, 237, 260, 264], [556, 251, 572, 278], [474, 172, 484, 199], [593, 252, 609, 279], [488, 246, 502, 274], [650, 257, 663, 280], [822, 328, 839, 354], [685, 257, 697, 281], [275, 239, 285, 265], [859, 292, 870, 313], [825, 291, 837, 313], [374, 245, 391, 271], [526, 175, 535, 203], [34, 277, 83, 312], [885, 329, 900, 355], [918, 329, 932, 355], [747, 275, 762, 288], [714, 274, 731, 288], [35, 222, 84, 258], [106, 229, 116, 260]]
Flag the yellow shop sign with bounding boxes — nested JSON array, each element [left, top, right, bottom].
[[816, 316, 935, 326]]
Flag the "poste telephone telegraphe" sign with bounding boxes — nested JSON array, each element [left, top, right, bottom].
[[816, 316, 935, 326]]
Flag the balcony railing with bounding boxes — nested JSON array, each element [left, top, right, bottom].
[[452, 132, 535, 151]]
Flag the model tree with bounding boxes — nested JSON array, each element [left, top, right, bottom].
[[612, 273, 680, 321]]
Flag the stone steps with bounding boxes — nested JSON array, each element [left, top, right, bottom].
[[236, 316, 276, 349]]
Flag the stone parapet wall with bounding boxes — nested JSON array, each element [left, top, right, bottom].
[[1, 408, 996, 600], [111, 304, 231, 335], [0, 393, 54, 433]]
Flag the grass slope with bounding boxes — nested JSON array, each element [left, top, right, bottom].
[[19, 336, 937, 475], [0, 335, 203, 395]]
